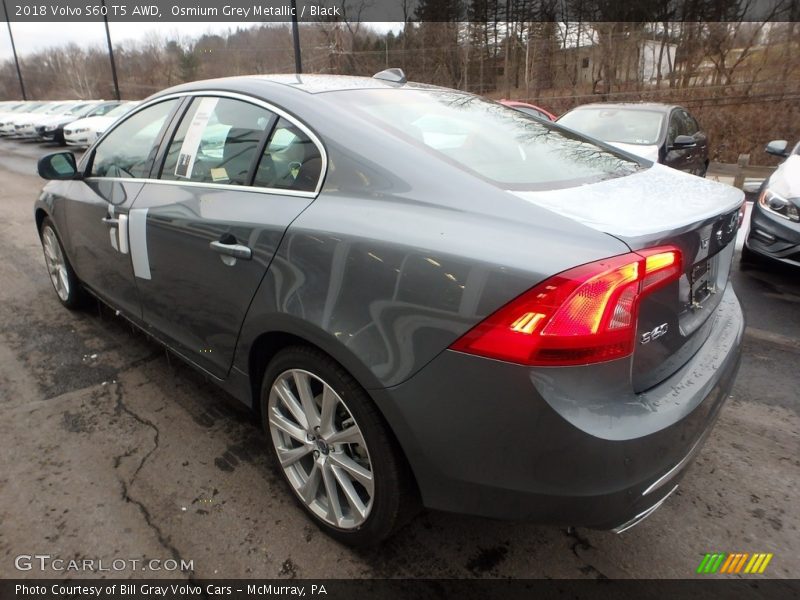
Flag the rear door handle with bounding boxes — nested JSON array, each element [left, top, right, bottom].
[[209, 240, 252, 260], [102, 216, 119, 227]]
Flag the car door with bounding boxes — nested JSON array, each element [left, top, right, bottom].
[[130, 93, 325, 379], [64, 99, 182, 319]]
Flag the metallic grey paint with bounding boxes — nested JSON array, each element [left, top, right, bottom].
[[34, 74, 744, 531]]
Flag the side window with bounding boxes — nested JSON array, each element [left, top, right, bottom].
[[253, 118, 323, 192], [667, 111, 681, 144], [89, 99, 178, 179], [161, 97, 274, 186], [681, 110, 699, 136]]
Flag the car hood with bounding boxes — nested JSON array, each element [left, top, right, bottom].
[[606, 142, 660, 162], [509, 163, 743, 237], [767, 154, 800, 199]]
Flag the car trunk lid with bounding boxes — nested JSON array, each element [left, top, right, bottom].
[[510, 164, 744, 391]]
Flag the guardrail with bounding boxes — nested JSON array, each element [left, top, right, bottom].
[[708, 154, 776, 190]]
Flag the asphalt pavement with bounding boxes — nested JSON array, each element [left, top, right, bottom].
[[0, 139, 798, 580]]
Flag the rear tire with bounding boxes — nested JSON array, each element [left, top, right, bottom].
[[40, 217, 87, 309], [260, 345, 418, 546]]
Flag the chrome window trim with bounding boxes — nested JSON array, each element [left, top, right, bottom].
[[81, 176, 318, 199], [83, 89, 328, 198]]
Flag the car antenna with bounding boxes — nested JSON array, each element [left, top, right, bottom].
[[372, 68, 407, 85]]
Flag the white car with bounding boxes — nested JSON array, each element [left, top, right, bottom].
[[15, 102, 81, 139], [0, 102, 49, 134], [64, 101, 140, 147], [36, 101, 121, 144]]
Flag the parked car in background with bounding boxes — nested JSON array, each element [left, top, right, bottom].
[[499, 99, 557, 120], [0, 101, 27, 116], [742, 139, 800, 267], [35, 73, 743, 545], [30, 101, 97, 141], [0, 102, 48, 134], [63, 101, 140, 147], [557, 103, 709, 176], [13, 102, 78, 139], [37, 101, 120, 145]]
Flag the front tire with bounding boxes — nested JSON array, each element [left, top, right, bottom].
[[40, 217, 86, 309], [260, 346, 416, 546]]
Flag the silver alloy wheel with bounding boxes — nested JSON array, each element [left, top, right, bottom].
[[268, 368, 374, 529], [42, 226, 69, 302]]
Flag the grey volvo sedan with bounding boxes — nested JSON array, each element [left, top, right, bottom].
[[34, 72, 744, 545]]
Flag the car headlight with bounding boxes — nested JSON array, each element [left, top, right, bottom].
[[72, 127, 88, 134], [759, 188, 799, 222]]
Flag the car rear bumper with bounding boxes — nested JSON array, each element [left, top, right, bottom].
[[746, 201, 800, 267], [374, 286, 743, 530]]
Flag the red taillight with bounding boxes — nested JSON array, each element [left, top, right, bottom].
[[450, 247, 682, 366]]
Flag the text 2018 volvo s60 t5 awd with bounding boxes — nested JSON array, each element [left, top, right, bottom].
[[34, 71, 745, 545]]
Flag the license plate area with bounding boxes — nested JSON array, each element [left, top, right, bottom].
[[690, 256, 718, 308]]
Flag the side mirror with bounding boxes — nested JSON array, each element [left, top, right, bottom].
[[765, 140, 789, 158], [37, 152, 79, 180], [670, 135, 696, 149]]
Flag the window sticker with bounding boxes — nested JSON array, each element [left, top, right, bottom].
[[174, 97, 219, 178], [210, 167, 229, 182]]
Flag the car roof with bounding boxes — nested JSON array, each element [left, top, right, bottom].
[[154, 73, 445, 98]]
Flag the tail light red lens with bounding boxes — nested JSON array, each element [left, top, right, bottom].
[[450, 247, 681, 366]]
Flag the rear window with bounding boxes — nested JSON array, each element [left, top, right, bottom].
[[332, 89, 640, 190]]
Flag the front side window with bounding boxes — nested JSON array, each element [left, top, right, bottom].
[[90, 99, 178, 179], [679, 110, 699, 136], [161, 97, 274, 186], [253, 118, 323, 192]]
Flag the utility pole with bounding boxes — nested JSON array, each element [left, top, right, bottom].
[[101, 0, 121, 100], [2, 0, 27, 100], [291, 0, 302, 73]]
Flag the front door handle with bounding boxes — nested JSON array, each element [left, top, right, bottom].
[[102, 216, 119, 227], [210, 240, 252, 260]]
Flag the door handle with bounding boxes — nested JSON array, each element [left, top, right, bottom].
[[209, 240, 252, 260], [102, 216, 119, 227]]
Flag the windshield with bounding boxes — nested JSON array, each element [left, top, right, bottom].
[[105, 102, 139, 118], [66, 103, 95, 116], [557, 108, 665, 145], [45, 103, 75, 114], [335, 89, 641, 190]]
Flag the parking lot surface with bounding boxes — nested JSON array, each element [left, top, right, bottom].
[[0, 140, 798, 579]]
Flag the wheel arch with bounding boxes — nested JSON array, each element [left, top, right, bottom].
[[245, 325, 421, 498], [244, 320, 384, 419], [35, 207, 49, 235]]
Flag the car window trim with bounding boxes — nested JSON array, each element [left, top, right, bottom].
[[247, 112, 280, 186], [82, 89, 328, 199], [151, 95, 196, 180]]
